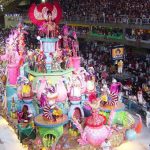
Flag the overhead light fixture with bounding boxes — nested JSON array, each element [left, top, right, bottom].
[[41, 0, 46, 3]]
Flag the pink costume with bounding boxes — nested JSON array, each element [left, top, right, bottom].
[[40, 93, 47, 107], [110, 82, 122, 95], [72, 31, 79, 57], [63, 25, 69, 48]]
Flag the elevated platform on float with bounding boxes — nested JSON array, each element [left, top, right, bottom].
[[25, 67, 74, 77], [41, 38, 59, 43], [34, 114, 68, 128], [34, 114, 68, 147], [24, 64, 74, 85], [6, 84, 39, 116]]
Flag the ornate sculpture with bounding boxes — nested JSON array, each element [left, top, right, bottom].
[[73, 98, 112, 147], [50, 52, 61, 71], [28, 2, 62, 37]]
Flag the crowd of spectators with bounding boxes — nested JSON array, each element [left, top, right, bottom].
[[60, 0, 150, 24], [65, 25, 123, 39], [74, 26, 90, 36], [79, 41, 150, 112], [0, 22, 150, 119], [63, 25, 150, 42], [0, 28, 10, 54], [125, 29, 150, 42], [0, 24, 39, 51], [24, 24, 39, 50]]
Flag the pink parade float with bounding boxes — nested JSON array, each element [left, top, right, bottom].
[[2, 1, 142, 150]]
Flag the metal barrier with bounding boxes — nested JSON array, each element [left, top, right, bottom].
[[61, 15, 150, 25], [22, 12, 150, 25]]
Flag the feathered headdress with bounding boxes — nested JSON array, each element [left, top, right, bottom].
[[28, 1, 62, 26]]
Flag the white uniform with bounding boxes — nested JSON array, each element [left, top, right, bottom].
[[137, 92, 143, 104], [146, 111, 150, 128], [101, 141, 111, 150]]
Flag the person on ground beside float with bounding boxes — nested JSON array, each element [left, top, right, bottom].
[[117, 60, 123, 74], [110, 78, 122, 95], [146, 108, 150, 128], [135, 61, 139, 70], [101, 138, 112, 150], [137, 87, 144, 105]]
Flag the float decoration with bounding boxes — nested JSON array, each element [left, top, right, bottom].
[[74, 98, 112, 147], [1, 25, 27, 85], [34, 106, 68, 148], [28, 2, 62, 26], [2, 1, 141, 149]]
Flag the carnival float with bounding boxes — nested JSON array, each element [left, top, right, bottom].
[[0, 1, 143, 150]]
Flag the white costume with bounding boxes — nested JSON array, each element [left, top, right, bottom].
[[137, 91, 143, 104], [101, 140, 111, 150], [117, 60, 123, 74], [146, 111, 150, 128]]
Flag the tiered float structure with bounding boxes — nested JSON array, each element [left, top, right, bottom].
[[0, 1, 143, 149]]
